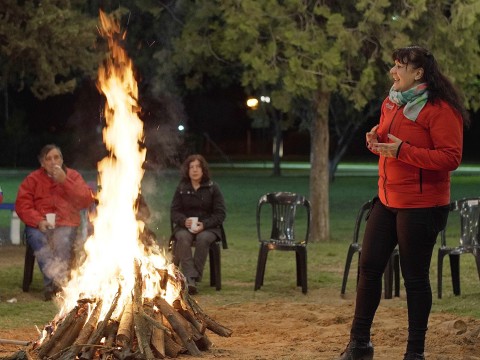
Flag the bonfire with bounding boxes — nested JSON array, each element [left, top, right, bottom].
[[4, 10, 231, 360]]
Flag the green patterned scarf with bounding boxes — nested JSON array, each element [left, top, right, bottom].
[[388, 83, 428, 121]]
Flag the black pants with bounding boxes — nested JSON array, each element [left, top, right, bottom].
[[350, 198, 449, 354]]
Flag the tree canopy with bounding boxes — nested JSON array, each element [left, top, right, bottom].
[[169, 0, 480, 241], [1, 1, 479, 242], [0, 0, 100, 99]]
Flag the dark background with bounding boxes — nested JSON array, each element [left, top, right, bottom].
[[1, 79, 479, 171]]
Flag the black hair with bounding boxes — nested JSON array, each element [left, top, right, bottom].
[[392, 46, 470, 127]]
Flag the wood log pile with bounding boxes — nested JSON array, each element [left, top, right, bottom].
[[5, 262, 232, 360]]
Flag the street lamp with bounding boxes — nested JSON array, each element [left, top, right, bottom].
[[246, 97, 259, 109], [246, 95, 274, 156]]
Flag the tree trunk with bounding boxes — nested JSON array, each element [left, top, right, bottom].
[[309, 91, 331, 242], [272, 112, 282, 177]]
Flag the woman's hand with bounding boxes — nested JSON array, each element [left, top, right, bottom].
[[190, 222, 204, 234], [366, 125, 379, 151], [371, 134, 403, 158]]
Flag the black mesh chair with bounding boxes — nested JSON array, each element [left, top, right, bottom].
[[254, 192, 311, 294], [437, 197, 480, 299], [340, 199, 400, 299], [22, 239, 35, 292], [169, 222, 227, 291]]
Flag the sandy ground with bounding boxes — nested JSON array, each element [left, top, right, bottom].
[[1, 244, 479, 360], [2, 293, 480, 359]]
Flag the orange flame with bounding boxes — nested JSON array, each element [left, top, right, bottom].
[[57, 11, 178, 322]]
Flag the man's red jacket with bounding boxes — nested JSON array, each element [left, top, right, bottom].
[[15, 167, 94, 228]]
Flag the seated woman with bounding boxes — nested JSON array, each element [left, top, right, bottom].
[[170, 154, 226, 294]]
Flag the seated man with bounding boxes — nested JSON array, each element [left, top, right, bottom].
[[15, 144, 94, 300]]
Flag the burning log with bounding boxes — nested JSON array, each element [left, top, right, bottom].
[[0, 340, 30, 346], [47, 308, 87, 359], [50, 299, 102, 360], [99, 321, 119, 359], [151, 312, 166, 358], [133, 263, 156, 360], [5, 264, 231, 360], [153, 296, 202, 356], [117, 298, 134, 347], [36, 304, 87, 359]]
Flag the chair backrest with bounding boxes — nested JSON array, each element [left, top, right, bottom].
[[352, 200, 373, 245], [441, 197, 480, 248], [256, 192, 311, 245]]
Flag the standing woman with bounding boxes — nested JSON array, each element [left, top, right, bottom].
[[170, 154, 226, 295], [338, 46, 469, 360]]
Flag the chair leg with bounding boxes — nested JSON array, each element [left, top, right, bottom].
[[208, 243, 221, 291], [254, 244, 269, 291], [474, 251, 480, 282], [296, 251, 301, 287], [393, 252, 400, 297], [297, 247, 307, 294], [356, 251, 362, 290], [437, 249, 448, 299], [23, 243, 35, 292], [449, 253, 461, 296], [209, 246, 215, 287], [341, 245, 359, 295]]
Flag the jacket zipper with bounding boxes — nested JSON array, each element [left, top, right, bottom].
[[419, 169, 423, 193]]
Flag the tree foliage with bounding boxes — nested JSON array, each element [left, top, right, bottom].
[[0, 0, 100, 99], [1, 1, 479, 241], [170, 0, 480, 241]]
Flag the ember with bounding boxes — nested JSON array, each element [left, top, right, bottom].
[[5, 10, 231, 360]]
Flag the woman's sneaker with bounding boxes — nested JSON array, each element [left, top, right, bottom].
[[403, 352, 425, 360], [187, 277, 198, 295], [337, 340, 374, 360]]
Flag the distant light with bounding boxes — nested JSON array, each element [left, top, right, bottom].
[[178, 125, 185, 131], [260, 96, 270, 103], [392, 14, 399, 21], [246, 98, 259, 108]]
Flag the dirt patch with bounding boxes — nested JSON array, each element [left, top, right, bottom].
[[1, 244, 479, 359], [1, 295, 480, 359]]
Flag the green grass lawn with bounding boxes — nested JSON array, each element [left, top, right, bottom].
[[0, 166, 479, 331]]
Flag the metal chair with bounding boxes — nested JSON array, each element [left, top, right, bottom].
[[22, 239, 35, 292], [437, 197, 480, 299], [254, 192, 311, 294], [340, 199, 400, 299], [169, 222, 227, 291]]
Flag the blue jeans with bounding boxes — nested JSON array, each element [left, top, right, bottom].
[[25, 226, 77, 289], [350, 198, 449, 354]]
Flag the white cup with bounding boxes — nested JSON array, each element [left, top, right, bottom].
[[46, 213, 56, 228], [188, 217, 198, 232]]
